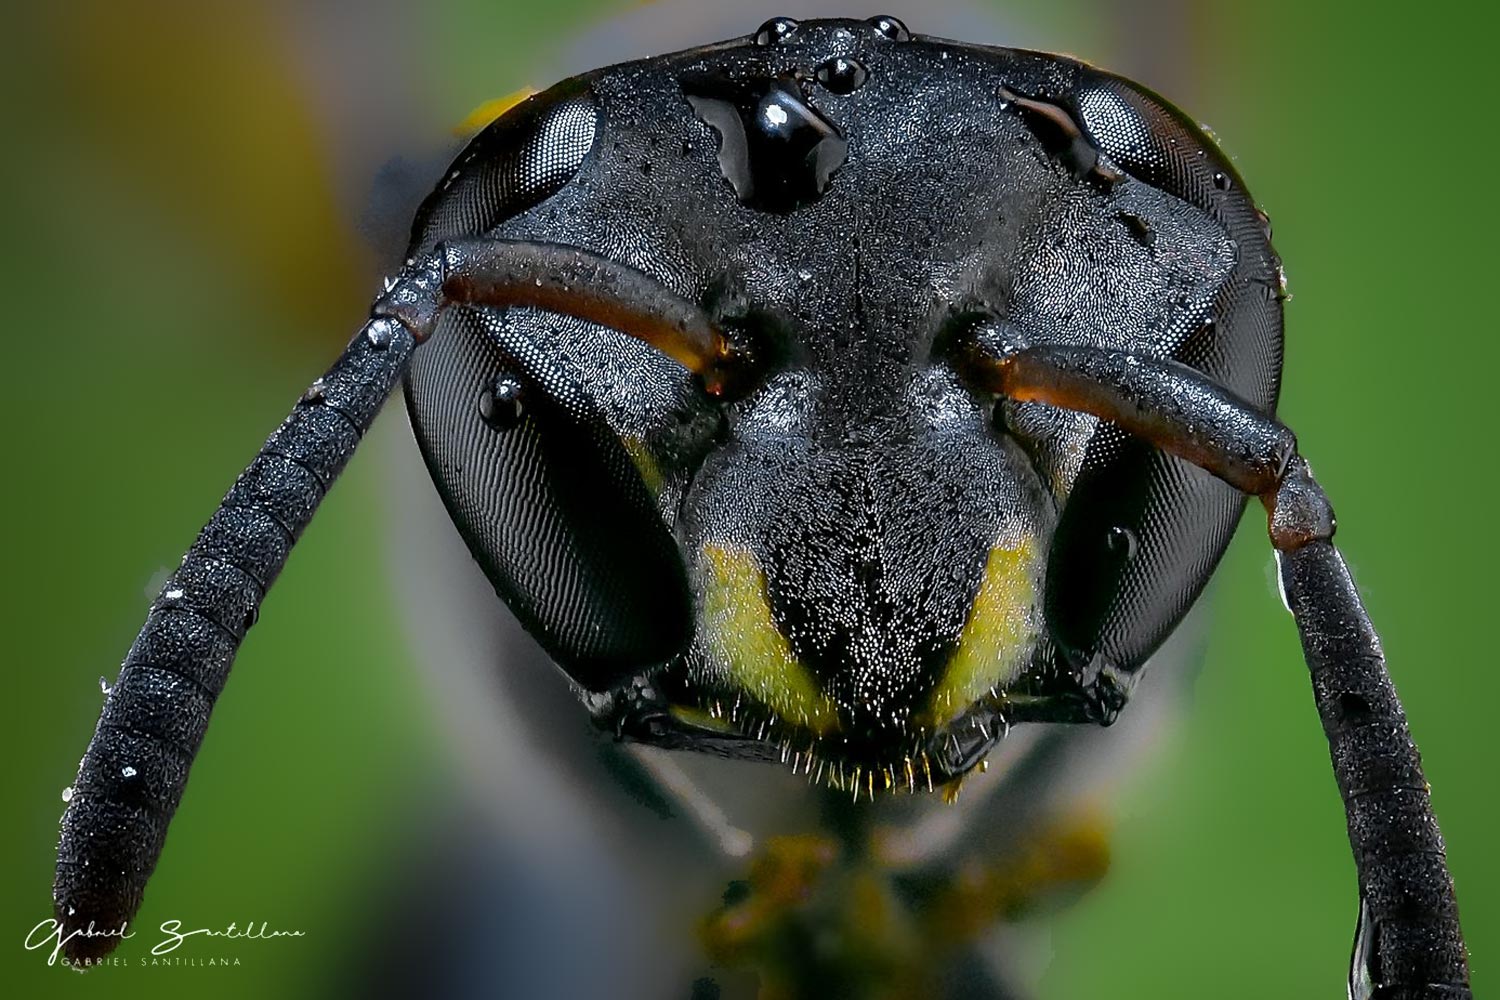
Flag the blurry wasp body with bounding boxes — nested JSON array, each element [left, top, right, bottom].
[[55, 16, 1468, 997]]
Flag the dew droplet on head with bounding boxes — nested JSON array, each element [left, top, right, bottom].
[[1105, 525, 1138, 561], [753, 16, 798, 46], [477, 375, 526, 431], [816, 57, 869, 96], [684, 73, 849, 213], [1255, 207, 1273, 241], [1273, 550, 1293, 614], [364, 321, 394, 351], [867, 14, 911, 41]]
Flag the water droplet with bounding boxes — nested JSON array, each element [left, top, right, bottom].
[[815, 57, 869, 96], [998, 85, 1121, 188], [1105, 525, 1138, 561], [1273, 550, 1293, 614], [99, 676, 112, 696], [121, 766, 137, 779], [364, 321, 394, 351], [1212, 170, 1232, 191], [162, 587, 185, 605], [61, 786, 74, 803], [1349, 896, 1378, 1000], [477, 375, 525, 431], [302, 379, 327, 406], [1255, 207, 1273, 241], [1117, 211, 1155, 247], [684, 72, 849, 214], [242, 605, 259, 631], [867, 14, 910, 41], [753, 16, 798, 46]]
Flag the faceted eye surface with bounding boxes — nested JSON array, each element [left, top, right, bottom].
[[403, 87, 693, 687], [408, 82, 598, 249], [1039, 71, 1284, 676]]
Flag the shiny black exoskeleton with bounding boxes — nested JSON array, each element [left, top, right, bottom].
[[402, 16, 1281, 779], [53, 16, 1468, 998]]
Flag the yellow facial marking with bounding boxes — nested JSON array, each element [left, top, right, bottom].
[[621, 436, 665, 497], [700, 545, 840, 735], [668, 704, 741, 735], [454, 87, 537, 135], [926, 540, 1039, 725]]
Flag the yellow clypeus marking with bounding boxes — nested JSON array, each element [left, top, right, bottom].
[[926, 540, 1039, 725], [700, 545, 840, 735], [454, 87, 537, 135]]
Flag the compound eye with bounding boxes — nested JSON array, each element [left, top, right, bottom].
[[408, 82, 597, 250], [407, 309, 693, 689], [403, 84, 692, 688], [1038, 72, 1284, 681]]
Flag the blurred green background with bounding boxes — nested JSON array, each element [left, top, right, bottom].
[[2, 1, 1491, 997]]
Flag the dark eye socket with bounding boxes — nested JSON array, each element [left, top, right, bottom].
[[934, 310, 1028, 365], [713, 307, 795, 397]]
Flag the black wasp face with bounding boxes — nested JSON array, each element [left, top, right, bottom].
[[402, 16, 1283, 787], [54, 18, 1468, 994]]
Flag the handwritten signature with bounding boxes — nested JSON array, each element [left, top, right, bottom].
[[25, 918, 305, 966]]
